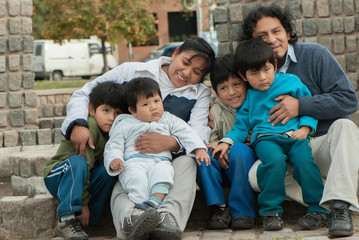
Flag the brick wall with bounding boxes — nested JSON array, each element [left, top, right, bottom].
[[0, 0, 37, 147], [1, 0, 359, 147]]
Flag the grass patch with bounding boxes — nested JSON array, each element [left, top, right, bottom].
[[33, 79, 91, 90]]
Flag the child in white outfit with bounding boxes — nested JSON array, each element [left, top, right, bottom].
[[104, 77, 210, 238]]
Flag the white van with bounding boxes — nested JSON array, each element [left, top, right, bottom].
[[32, 39, 118, 80]]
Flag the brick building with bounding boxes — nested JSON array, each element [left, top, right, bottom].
[[116, 0, 216, 63]]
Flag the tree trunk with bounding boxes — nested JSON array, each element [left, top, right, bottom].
[[101, 37, 109, 73]]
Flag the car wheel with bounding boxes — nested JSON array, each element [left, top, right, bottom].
[[52, 71, 62, 81]]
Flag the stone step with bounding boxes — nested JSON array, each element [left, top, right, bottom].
[[9, 145, 59, 196], [0, 195, 57, 239], [2, 192, 359, 240], [38, 117, 65, 129], [2, 146, 359, 239]]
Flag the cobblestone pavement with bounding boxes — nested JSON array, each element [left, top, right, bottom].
[[49, 211, 359, 240]]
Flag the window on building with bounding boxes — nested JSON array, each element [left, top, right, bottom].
[[168, 11, 197, 42]]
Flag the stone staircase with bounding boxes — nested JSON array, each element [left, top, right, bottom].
[[0, 145, 59, 239], [0, 144, 211, 239], [1, 145, 359, 240]]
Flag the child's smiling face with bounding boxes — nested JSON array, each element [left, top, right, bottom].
[[216, 76, 247, 109]]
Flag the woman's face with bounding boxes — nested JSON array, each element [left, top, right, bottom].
[[166, 49, 208, 88]]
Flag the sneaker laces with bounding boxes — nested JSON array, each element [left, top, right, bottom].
[[330, 206, 350, 221], [68, 218, 84, 233], [125, 208, 144, 226], [160, 212, 177, 226]]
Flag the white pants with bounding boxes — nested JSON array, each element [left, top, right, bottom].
[[249, 119, 359, 210], [111, 155, 196, 239], [118, 158, 174, 204]]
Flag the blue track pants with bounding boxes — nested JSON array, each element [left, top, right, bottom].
[[44, 155, 117, 225]]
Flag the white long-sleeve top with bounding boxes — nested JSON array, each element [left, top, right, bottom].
[[104, 112, 207, 176], [61, 57, 211, 144]]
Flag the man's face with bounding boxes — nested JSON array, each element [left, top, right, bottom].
[[252, 17, 291, 62]]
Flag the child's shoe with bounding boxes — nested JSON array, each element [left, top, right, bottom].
[[207, 206, 231, 229], [231, 216, 254, 229], [297, 211, 329, 230], [262, 213, 283, 231], [135, 200, 158, 210], [55, 218, 88, 240], [123, 207, 160, 240]]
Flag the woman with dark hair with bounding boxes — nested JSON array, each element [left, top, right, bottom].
[[61, 37, 215, 240]]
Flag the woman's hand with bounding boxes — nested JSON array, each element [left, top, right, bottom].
[[135, 133, 180, 153], [70, 125, 94, 156]]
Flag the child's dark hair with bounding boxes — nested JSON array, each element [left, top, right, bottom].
[[210, 54, 238, 94], [124, 77, 162, 111], [89, 81, 128, 113], [234, 38, 275, 77], [240, 3, 298, 44], [177, 37, 216, 80]]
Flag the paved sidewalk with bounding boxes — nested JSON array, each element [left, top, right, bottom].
[[48, 210, 359, 240]]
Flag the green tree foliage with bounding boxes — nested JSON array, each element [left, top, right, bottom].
[[42, 0, 156, 70], [32, 0, 49, 39]]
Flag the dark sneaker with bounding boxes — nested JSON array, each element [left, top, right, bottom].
[[55, 218, 88, 240], [262, 213, 283, 231], [297, 212, 329, 230], [207, 206, 232, 229], [123, 207, 160, 240], [231, 216, 254, 230], [328, 206, 354, 237], [150, 212, 182, 240]]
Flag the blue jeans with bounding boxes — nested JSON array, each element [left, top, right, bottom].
[[44, 155, 117, 225], [196, 143, 256, 218]]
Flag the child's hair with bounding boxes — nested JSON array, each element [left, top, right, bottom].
[[210, 54, 239, 94], [124, 77, 162, 111], [240, 3, 298, 44], [234, 38, 275, 77], [177, 37, 216, 79], [89, 81, 128, 113]]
